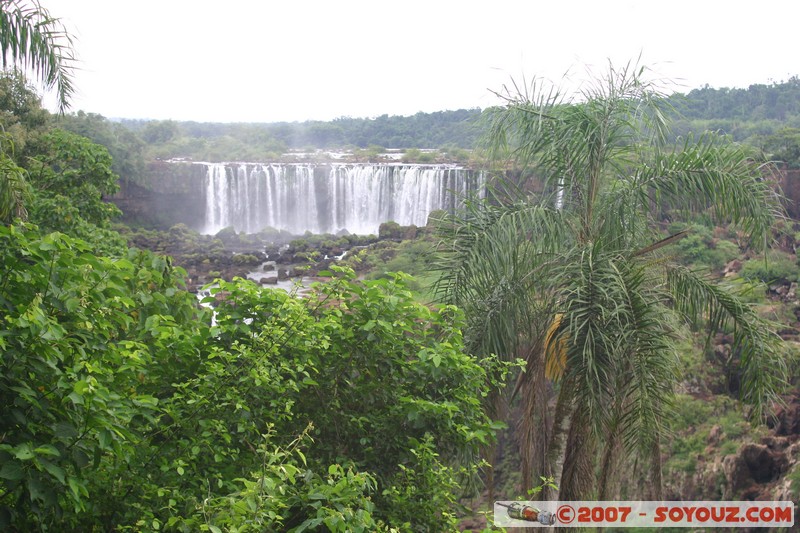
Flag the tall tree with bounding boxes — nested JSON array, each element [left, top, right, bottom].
[[434, 62, 788, 500]]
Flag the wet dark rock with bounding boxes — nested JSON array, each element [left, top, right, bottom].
[[767, 395, 800, 437]]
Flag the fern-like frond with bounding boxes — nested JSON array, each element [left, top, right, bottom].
[[667, 265, 787, 419], [0, 0, 75, 113]]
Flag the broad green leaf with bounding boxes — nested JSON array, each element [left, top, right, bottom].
[[13, 445, 34, 461], [0, 461, 24, 481], [34, 445, 60, 457], [64, 297, 80, 313], [39, 459, 65, 484]]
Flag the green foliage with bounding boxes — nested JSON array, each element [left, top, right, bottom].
[[352, 144, 385, 160], [402, 148, 436, 163], [0, 72, 50, 156], [439, 144, 472, 164], [55, 111, 146, 184], [180, 428, 383, 532], [26, 128, 121, 226], [231, 253, 260, 265], [740, 252, 800, 283], [378, 220, 403, 240], [209, 267, 498, 469], [672, 77, 800, 124], [0, 0, 76, 113], [0, 223, 201, 529], [21, 128, 126, 253], [0, 227, 501, 531], [98, 267, 502, 531], [349, 238, 441, 299], [670, 223, 741, 270], [115, 108, 483, 162], [380, 436, 461, 531], [758, 127, 800, 167], [141, 119, 179, 144]]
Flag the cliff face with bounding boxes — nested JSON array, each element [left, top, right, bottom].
[[111, 163, 800, 233], [662, 397, 800, 530], [779, 168, 800, 219], [109, 161, 484, 234], [110, 162, 206, 229]]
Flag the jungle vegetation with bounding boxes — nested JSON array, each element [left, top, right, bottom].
[[0, 0, 797, 530]]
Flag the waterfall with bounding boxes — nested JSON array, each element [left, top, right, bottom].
[[201, 163, 484, 235]]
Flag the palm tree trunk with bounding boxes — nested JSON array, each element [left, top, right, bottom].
[[559, 409, 596, 501], [597, 426, 622, 500], [598, 391, 626, 500], [650, 438, 663, 500], [543, 379, 573, 498], [517, 342, 552, 496]]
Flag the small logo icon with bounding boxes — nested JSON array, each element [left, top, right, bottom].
[[557, 504, 575, 524], [497, 502, 556, 525]]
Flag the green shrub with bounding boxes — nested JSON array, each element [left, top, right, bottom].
[[672, 223, 740, 270], [232, 253, 260, 265], [741, 253, 799, 283]]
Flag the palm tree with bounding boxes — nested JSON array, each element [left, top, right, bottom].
[[433, 62, 787, 500], [0, 0, 75, 113], [0, 0, 75, 222]]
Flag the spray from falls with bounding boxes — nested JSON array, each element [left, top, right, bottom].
[[202, 163, 485, 235]]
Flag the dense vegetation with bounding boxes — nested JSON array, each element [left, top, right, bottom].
[[118, 108, 483, 158], [0, 90, 506, 530], [1, 225, 507, 530], [1, 1, 799, 529], [0, 5, 504, 529]]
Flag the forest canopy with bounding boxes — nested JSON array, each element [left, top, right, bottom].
[[0, 2, 798, 527]]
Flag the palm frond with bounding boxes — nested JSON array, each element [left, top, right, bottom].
[[558, 244, 620, 431], [557, 246, 679, 446], [0, 152, 28, 221], [0, 0, 76, 113], [667, 265, 787, 419], [432, 191, 568, 358], [642, 134, 784, 248]]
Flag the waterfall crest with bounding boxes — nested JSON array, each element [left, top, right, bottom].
[[202, 163, 484, 235]]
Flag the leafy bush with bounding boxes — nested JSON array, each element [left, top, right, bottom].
[[181, 428, 383, 532], [0, 223, 201, 530], [0, 231, 503, 530], [671, 223, 740, 270], [740, 252, 800, 283]]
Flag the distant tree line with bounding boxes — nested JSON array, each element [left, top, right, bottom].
[[42, 76, 800, 185], [116, 108, 483, 155], [668, 77, 800, 166], [671, 77, 800, 122]]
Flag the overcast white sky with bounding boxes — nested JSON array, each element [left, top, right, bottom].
[[44, 0, 800, 123]]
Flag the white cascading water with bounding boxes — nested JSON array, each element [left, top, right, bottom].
[[202, 163, 484, 235]]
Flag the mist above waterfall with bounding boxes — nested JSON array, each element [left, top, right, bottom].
[[202, 163, 484, 235]]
